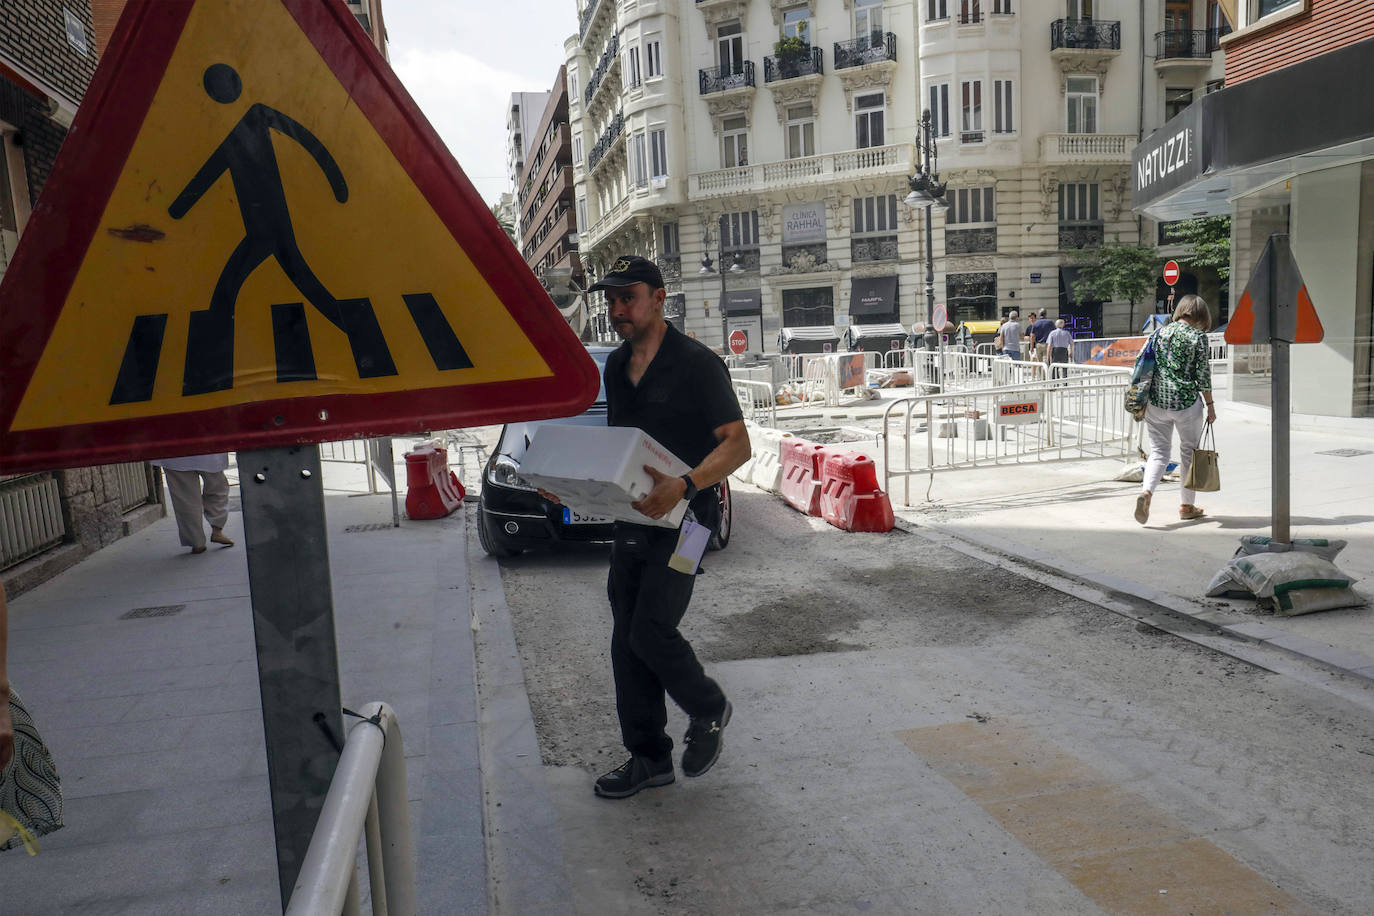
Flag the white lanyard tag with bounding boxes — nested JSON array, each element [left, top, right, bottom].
[[667, 519, 711, 574]]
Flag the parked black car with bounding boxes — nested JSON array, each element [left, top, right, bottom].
[[477, 346, 732, 558]]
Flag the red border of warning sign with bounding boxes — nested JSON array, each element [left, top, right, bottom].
[[0, 0, 600, 474]]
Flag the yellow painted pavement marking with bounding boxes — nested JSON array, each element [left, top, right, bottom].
[[898, 721, 1312, 915]]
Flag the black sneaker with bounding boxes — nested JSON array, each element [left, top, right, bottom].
[[681, 700, 732, 778], [593, 754, 675, 799]]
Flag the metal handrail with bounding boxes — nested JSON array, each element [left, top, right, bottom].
[[1051, 18, 1122, 51], [285, 702, 415, 916], [833, 32, 896, 70]]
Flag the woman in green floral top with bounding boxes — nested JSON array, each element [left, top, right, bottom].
[[1134, 295, 1217, 524]]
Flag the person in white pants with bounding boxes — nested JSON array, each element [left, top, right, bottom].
[[153, 453, 234, 554], [1135, 295, 1217, 525]]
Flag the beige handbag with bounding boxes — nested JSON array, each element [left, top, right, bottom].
[[1184, 423, 1220, 492]]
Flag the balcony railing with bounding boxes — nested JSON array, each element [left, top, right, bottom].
[[659, 255, 682, 282], [959, 9, 983, 25], [765, 46, 823, 83], [1058, 223, 1104, 250], [579, 0, 606, 42], [960, 130, 985, 144], [851, 235, 898, 263], [946, 227, 997, 255], [1155, 29, 1212, 60], [587, 111, 623, 172], [1051, 18, 1121, 51], [699, 61, 755, 94], [584, 32, 620, 105], [719, 247, 761, 273], [1040, 132, 1134, 164], [833, 32, 896, 70], [690, 142, 913, 199]]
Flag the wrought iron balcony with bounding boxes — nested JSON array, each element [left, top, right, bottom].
[[699, 60, 755, 95], [584, 32, 620, 105], [578, 0, 605, 42], [833, 32, 896, 70], [779, 243, 829, 272], [1058, 223, 1104, 250], [946, 227, 997, 255], [719, 247, 761, 272], [765, 46, 823, 83], [1155, 29, 1212, 60], [1051, 18, 1121, 52], [587, 111, 623, 172], [960, 130, 985, 144], [659, 255, 682, 282], [851, 235, 898, 263]]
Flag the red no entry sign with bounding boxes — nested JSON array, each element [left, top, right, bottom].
[[1163, 260, 1181, 286], [729, 329, 748, 354]]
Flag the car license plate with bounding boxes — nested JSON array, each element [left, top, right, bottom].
[[563, 507, 611, 525]]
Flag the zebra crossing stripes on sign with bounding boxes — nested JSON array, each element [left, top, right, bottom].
[[0, 0, 599, 475]]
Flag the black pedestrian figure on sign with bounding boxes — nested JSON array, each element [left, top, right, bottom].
[[169, 63, 396, 394]]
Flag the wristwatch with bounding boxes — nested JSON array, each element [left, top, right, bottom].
[[680, 474, 698, 502]]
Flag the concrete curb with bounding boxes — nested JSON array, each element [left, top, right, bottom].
[[465, 511, 575, 916], [895, 517, 1374, 707]]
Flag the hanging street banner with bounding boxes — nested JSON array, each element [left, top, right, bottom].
[[0, 0, 599, 474]]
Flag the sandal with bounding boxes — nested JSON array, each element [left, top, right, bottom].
[[1134, 492, 1151, 525], [1179, 504, 1205, 520]]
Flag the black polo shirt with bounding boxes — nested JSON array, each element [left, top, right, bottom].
[[604, 323, 742, 473]]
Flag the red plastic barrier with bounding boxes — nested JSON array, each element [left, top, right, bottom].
[[404, 444, 465, 520], [819, 451, 894, 533], [778, 438, 827, 516]]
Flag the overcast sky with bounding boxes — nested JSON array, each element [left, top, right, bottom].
[[385, 1, 578, 206]]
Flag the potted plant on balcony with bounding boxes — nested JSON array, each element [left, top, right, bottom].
[[774, 23, 810, 66]]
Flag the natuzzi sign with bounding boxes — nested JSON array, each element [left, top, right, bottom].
[[1132, 103, 1205, 209]]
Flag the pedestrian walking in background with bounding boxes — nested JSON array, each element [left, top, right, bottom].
[[1134, 295, 1216, 524], [547, 256, 750, 799], [1047, 318, 1074, 378], [1028, 309, 1056, 364], [1000, 310, 1023, 360], [153, 454, 235, 554]]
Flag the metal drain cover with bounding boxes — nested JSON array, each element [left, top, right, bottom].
[[1316, 449, 1373, 458], [121, 604, 186, 619], [344, 523, 396, 533]]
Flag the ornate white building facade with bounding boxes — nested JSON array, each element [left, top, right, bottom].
[[566, 0, 1227, 348]]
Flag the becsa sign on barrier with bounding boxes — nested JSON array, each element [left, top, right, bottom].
[[995, 396, 1043, 424]]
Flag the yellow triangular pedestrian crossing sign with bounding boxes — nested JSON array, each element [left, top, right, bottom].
[[0, 0, 598, 474]]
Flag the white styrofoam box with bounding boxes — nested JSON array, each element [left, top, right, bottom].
[[519, 425, 690, 528]]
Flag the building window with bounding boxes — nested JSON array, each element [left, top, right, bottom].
[[960, 0, 982, 24], [1165, 87, 1193, 121], [631, 133, 647, 187], [1256, 0, 1300, 16], [1066, 76, 1098, 134], [720, 210, 760, 250], [928, 83, 951, 137], [990, 0, 1012, 12], [661, 221, 680, 255], [993, 79, 1014, 133], [928, 0, 949, 21], [948, 187, 995, 225], [650, 128, 668, 178], [722, 116, 749, 167], [718, 21, 744, 73], [573, 135, 583, 164], [577, 197, 587, 231], [853, 194, 898, 234], [960, 80, 983, 143], [855, 0, 883, 40], [1066, 0, 1094, 18], [1058, 182, 1102, 249], [786, 103, 815, 159], [646, 39, 662, 78], [854, 92, 885, 149], [569, 72, 579, 101], [627, 45, 642, 88], [782, 5, 810, 39]]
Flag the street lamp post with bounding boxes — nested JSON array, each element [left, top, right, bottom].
[[903, 109, 951, 359]]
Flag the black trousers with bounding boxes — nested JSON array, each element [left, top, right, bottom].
[[606, 524, 726, 760]]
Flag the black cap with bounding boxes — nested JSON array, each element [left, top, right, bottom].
[[588, 255, 664, 293]]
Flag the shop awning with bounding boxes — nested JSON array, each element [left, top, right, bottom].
[[1132, 36, 1374, 220], [723, 288, 762, 316], [849, 276, 898, 317]]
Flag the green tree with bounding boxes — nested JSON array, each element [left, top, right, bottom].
[[491, 204, 517, 245], [1168, 215, 1231, 281], [1072, 242, 1161, 333]]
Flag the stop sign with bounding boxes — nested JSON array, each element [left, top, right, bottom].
[[1163, 260, 1181, 286], [728, 329, 748, 354]]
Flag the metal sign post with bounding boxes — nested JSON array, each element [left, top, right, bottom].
[[239, 444, 345, 908]]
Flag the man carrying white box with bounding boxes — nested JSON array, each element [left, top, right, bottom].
[[567, 255, 750, 798]]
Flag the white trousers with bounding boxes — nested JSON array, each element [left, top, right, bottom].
[[1142, 400, 1206, 505], [164, 469, 229, 548]]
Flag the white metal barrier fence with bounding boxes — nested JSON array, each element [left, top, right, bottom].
[[881, 373, 1134, 505], [285, 702, 415, 916], [733, 379, 778, 427]]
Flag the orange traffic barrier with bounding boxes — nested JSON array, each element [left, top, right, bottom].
[[819, 451, 894, 533], [404, 443, 465, 520], [778, 438, 827, 516]]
